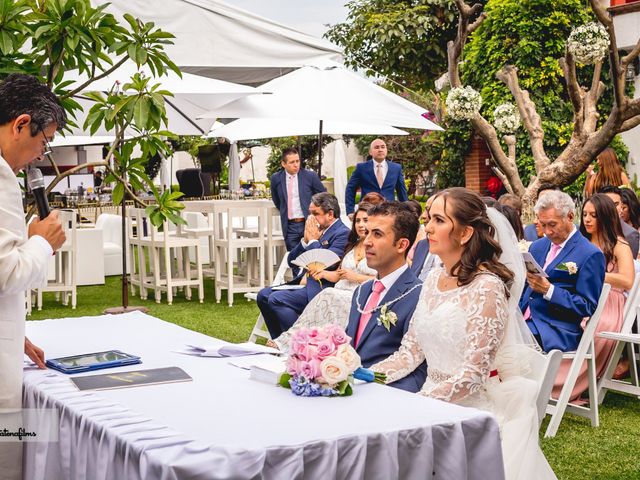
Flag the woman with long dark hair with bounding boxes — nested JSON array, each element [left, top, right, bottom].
[[619, 187, 640, 231], [273, 202, 377, 351], [584, 148, 630, 198], [372, 187, 555, 479], [553, 194, 635, 398]]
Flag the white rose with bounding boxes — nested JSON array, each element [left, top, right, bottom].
[[320, 357, 350, 385], [336, 344, 361, 372]]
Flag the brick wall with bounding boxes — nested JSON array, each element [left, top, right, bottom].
[[464, 133, 493, 194]]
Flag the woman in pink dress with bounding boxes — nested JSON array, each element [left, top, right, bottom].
[[553, 193, 635, 399]]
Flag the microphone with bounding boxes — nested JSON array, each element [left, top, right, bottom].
[[27, 167, 50, 219]]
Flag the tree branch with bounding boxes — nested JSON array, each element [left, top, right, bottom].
[[559, 54, 584, 134], [447, 1, 487, 88], [621, 37, 640, 68], [620, 115, 640, 133], [497, 65, 551, 172], [62, 56, 129, 100], [589, 0, 625, 110]]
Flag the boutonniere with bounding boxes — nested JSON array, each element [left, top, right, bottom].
[[377, 304, 398, 331], [556, 262, 578, 275]]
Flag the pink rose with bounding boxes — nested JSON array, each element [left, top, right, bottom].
[[286, 356, 302, 375], [293, 341, 308, 361], [290, 329, 309, 346], [316, 339, 337, 359], [329, 325, 350, 346], [307, 327, 329, 345], [304, 344, 319, 362], [300, 359, 321, 380]]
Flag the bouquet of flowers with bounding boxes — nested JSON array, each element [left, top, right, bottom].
[[493, 103, 520, 134], [279, 324, 385, 397], [567, 22, 609, 65], [446, 86, 482, 121]]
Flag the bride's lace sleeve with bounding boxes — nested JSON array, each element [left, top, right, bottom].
[[370, 285, 429, 383], [420, 275, 507, 402]]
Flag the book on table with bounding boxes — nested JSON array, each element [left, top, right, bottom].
[[70, 366, 192, 391]]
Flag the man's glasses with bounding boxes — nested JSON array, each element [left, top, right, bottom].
[[41, 131, 52, 157]]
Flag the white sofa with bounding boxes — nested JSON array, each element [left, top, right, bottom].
[[95, 213, 128, 276]]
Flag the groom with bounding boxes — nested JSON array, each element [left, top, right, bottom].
[[346, 201, 427, 392]]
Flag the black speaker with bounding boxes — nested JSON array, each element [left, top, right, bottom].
[[198, 144, 229, 174]]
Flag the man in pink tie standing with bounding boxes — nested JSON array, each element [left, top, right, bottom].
[[519, 190, 605, 352], [345, 202, 426, 392], [269, 147, 325, 251]]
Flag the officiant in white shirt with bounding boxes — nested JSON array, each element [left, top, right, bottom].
[[0, 73, 67, 480]]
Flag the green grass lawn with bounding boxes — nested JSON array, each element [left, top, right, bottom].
[[28, 276, 640, 480]]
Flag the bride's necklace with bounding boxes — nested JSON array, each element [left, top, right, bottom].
[[354, 281, 422, 315]]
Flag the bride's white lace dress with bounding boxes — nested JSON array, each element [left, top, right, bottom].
[[275, 248, 376, 352], [372, 266, 555, 480]]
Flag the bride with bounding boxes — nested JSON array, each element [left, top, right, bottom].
[[371, 188, 556, 480]]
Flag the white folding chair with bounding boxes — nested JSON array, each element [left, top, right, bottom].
[[597, 276, 640, 403], [246, 252, 291, 343], [137, 208, 204, 305], [518, 347, 563, 428], [544, 283, 611, 437], [213, 203, 266, 306]]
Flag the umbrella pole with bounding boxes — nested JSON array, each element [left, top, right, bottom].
[[317, 120, 323, 177]]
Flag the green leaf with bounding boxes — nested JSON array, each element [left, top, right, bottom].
[[278, 373, 292, 389], [112, 183, 124, 205]]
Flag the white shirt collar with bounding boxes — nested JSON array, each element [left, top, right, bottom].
[[377, 263, 408, 293]]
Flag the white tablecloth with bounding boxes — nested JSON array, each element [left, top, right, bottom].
[[24, 312, 505, 480]]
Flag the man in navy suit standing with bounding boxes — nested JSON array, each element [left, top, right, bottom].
[[345, 202, 426, 392], [345, 139, 408, 218], [270, 147, 325, 251], [519, 191, 606, 352], [258, 193, 350, 339]]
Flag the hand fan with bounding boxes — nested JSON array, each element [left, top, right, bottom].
[[291, 249, 341, 270]]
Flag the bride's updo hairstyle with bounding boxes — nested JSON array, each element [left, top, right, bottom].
[[435, 187, 514, 289]]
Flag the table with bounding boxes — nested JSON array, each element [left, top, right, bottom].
[[24, 313, 505, 480]]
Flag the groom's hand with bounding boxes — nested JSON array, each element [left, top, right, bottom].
[[526, 272, 551, 295]]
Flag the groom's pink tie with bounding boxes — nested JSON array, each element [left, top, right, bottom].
[[356, 280, 385, 346], [524, 243, 562, 320]]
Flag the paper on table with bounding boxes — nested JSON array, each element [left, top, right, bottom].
[[522, 252, 548, 278], [184, 342, 282, 357], [228, 355, 287, 371]]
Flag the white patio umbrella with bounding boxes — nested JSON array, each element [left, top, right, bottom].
[[207, 117, 408, 142], [199, 64, 442, 130], [199, 63, 441, 172], [67, 62, 260, 136]]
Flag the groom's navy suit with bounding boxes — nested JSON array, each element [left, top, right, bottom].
[[346, 267, 426, 393], [519, 230, 605, 352], [345, 159, 408, 214], [257, 219, 350, 339]]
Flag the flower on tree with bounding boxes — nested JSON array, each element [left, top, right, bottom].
[[567, 22, 609, 65], [446, 86, 482, 120], [493, 103, 520, 134]]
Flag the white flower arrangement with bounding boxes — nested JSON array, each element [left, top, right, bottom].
[[446, 86, 482, 120], [493, 103, 521, 134], [557, 261, 578, 275], [518, 239, 532, 253], [567, 22, 609, 65]]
